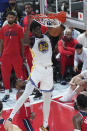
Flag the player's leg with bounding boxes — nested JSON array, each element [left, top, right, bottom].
[[40, 66, 53, 131], [1, 60, 12, 102], [60, 55, 67, 85], [9, 80, 34, 120], [59, 85, 77, 102], [13, 55, 24, 80], [59, 78, 85, 102], [15, 84, 34, 131], [59, 83, 86, 102], [43, 92, 52, 128]]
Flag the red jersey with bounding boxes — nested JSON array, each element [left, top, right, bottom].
[[79, 111, 87, 131], [0, 117, 5, 131], [0, 24, 24, 57]]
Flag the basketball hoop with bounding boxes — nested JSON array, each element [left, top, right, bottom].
[[32, 11, 66, 28]]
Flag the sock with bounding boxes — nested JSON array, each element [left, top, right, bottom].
[[43, 92, 52, 128]]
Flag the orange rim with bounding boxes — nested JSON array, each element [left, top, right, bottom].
[[32, 11, 66, 23]]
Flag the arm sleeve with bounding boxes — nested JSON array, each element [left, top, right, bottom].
[[58, 40, 74, 55]]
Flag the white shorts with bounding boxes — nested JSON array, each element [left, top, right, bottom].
[[30, 65, 53, 92]]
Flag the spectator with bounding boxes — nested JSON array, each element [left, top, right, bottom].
[[58, 28, 78, 85], [59, 69, 87, 102], [2, 12, 20, 26], [73, 91, 87, 131], [23, 3, 33, 72], [0, 11, 25, 102], [74, 44, 87, 72], [23, 3, 34, 33], [77, 30, 87, 48], [2, 0, 23, 24], [59, 1, 69, 14]]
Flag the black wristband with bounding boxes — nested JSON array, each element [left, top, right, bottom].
[[8, 118, 12, 122]]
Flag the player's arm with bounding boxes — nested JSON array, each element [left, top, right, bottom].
[[72, 113, 82, 131], [0, 28, 4, 56], [23, 15, 33, 46], [78, 78, 87, 87], [4, 80, 26, 131], [0, 39, 4, 57], [19, 26, 26, 62], [20, 39, 25, 61]]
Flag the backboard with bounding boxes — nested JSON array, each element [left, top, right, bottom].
[[40, 0, 87, 30]]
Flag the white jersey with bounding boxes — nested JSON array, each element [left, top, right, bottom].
[[72, 29, 80, 39], [74, 47, 87, 71], [77, 33, 87, 48], [81, 70, 87, 79], [32, 35, 52, 67]]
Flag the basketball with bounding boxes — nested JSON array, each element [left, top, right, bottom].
[[48, 26, 63, 37]]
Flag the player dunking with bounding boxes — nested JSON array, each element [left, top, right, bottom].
[[4, 19, 53, 131]]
